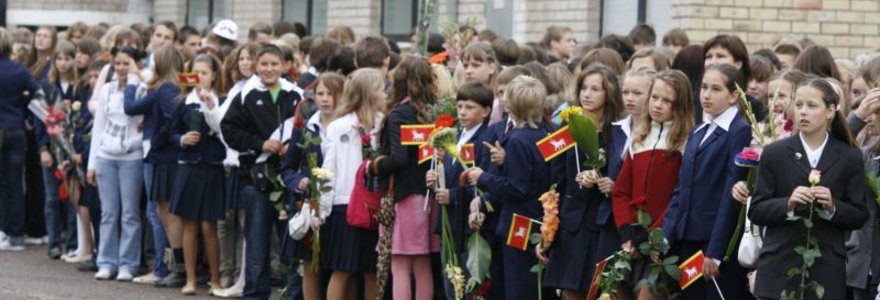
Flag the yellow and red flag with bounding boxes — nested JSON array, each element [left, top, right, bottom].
[[587, 255, 612, 300], [506, 213, 534, 251], [536, 125, 576, 161], [679, 250, 705, 289], [418, 144, 434, 164], [178, 73, 200, 87], [460, 143, 475, 165], [400, 124, 436, 146]]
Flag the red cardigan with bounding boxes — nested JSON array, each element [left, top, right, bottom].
[[612, 121, 683, 234]]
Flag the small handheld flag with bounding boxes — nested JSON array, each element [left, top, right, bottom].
[[418, 144, 434, 164], [506, 213, 534, 251], [536, 126, 576, 161], [178, 73, 200, 87], [587, 255, 612, 300], [400, 124, 436, 146], [679, 250, 705, 289], [460, 143, 475, 165]]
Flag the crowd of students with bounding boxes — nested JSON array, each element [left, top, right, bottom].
[[0, 17, 879, 300]]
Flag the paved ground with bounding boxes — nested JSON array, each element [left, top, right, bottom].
[[0, 245, 255, 300]]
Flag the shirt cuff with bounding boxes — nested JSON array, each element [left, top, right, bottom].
[[786, 209, 800, 221], [712, 258, 721, 267]]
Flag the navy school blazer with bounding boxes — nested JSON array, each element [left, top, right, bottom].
[[281, 124, 325, 198], [437, 124, 489, 253], [661, 115, 752, 260], [476, 126, 551, 237], [170, 101, 227, 164]]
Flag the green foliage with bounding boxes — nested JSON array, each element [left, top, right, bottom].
[[466, 233, 492, 291], [866, 172, 880, 206], [568, 114, 605, 170]]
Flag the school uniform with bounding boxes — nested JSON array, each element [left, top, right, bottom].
[[612, 120, 683, 288], [169, 89, 227, 221], [846, 148, 880, 300], [662, 106, 752, 300], [437, 123, 489, 299], [317, 111, 381, 273], [72, 85, 101, 253], [476, 124, 550, 300], [124, 82, 181, 202], [221, 77, 303, 299], [474, 116, 510, 299], [280, 113, 326, 261], [749, 134, 869, 300], [595, 117, 629, 262]]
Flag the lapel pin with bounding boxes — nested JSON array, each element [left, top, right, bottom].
[[795, 152, 802, 160]]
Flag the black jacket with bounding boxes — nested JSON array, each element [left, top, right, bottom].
[[749, 135, 868, 300], [372, 102, 429, 202], [221, 79, 303, 168]]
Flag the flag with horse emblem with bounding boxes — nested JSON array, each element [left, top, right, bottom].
[[536, 125, 575, 161]]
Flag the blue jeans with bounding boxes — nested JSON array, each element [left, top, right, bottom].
[[0, 129, 27, 237], [95, 157, 143, 273], [42, 166, 77, 253], [241, 184, 274, 299], [143, 162, 169, 277]]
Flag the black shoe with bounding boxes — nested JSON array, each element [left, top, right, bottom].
[[154, 272, 186, 288], [48, 247, 62, 259], [76, 260, 98, 272]]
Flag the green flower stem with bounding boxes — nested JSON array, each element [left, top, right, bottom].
[[800, 202, 816, 300], [452, 150, 494, 213], [537, 261, 543, 300], [725, 167, 756, 261]]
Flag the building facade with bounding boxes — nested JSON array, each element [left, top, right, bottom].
[[4, 0, 879, 58]]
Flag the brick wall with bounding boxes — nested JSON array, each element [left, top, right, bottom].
[[671, 0, 880, 59], [326, 0, 381, 38], [510, 0, 599, 44], [153, 0, 186, 26], [231, 0, 282, 40], [7, 0, 150, 27]]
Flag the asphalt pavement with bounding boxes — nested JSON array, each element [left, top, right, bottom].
[[0, 245, 240, 300]]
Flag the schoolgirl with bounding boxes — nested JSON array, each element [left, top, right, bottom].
[[280, 72, 345, 300], [123, 44, 185, 287], [749, 78, 868, 300], [661, 64, 752, 299], [314, 68, 383, 300], [168, 54, 228, 295], [540, 64, 625, 298], [35, 40, 80, 259], [465, 75, 551, 299], [87, 46, 145, 281], [612, 70, 695, 299]]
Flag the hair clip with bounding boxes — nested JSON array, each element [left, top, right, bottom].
[[795, 152, 802, 160]]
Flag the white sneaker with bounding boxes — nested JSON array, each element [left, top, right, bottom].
[[24, 236, 46, 245], [0, 237, 24, 251], [63, 253, 93, 264], [60, 251, 78, 261], [0, 231, 7, 242], [116, 269, 133, 281], [95, 268, 114, 280]]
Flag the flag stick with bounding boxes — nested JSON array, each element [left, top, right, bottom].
[[424, 151, 436, 211], [711, 278, 726, 300], [574, 144, 582, 189]]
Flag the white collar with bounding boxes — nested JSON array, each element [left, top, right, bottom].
[[307, 112, 323, 132], [799, 131, 829, 168], [239, 76, 303, 104], [308, 66, 318, 76], [612, 115, 633, 137], [185, 88, 217, 105], [698, 106, 739, 132], [459, 123, 482, 145]]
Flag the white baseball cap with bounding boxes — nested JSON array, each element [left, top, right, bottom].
[[212, 20, 238, 41]]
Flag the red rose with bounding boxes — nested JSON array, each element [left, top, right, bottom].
[[738, 148, 760, 162], [474, 280, 492, 297], [435, 114, 455, 128], [784, 119, 793, 133], [294, 118, 305, 129], [361, 133, 371, 145]]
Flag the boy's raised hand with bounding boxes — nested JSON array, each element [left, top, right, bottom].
[[482, 141, 505, 165]]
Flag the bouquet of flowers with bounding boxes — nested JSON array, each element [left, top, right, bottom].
[[725, 85, 792, 261], [296, 125, 332, 271], [439, 17, 480, 69]]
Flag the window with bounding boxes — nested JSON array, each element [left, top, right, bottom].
[[186, 0, 231, 31], [282, 0, 328, 35], [381, 0, 418, 41]]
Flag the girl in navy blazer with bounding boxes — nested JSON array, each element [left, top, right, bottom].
[[749, 78, 868, 300], [661, 64, 752, 299], [539, 63, 625, 298], [280, 72, 344, 300], [169, 54, 228, 295], [466, 75, 551, 300]]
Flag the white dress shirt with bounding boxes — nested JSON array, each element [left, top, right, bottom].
[[698, 106, 739, 146]]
